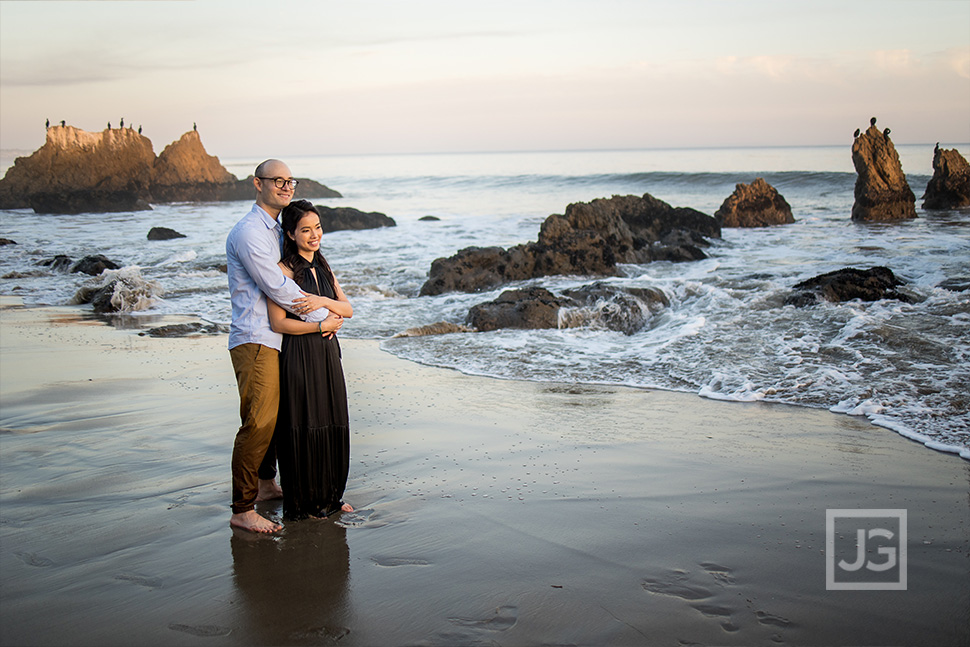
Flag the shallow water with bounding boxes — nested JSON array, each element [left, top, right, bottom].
[[1, 145, 968, 457]]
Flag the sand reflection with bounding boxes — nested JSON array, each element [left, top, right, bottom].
[[231, 515, 351, 644]]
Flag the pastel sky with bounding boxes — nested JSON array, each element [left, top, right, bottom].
[[1, 0, 968, 158]]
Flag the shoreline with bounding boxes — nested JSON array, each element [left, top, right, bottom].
[[1, 300, 968, 646]]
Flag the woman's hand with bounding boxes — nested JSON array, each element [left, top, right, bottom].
[[320, 312, 343, 338], [292, 291, 330, 316]]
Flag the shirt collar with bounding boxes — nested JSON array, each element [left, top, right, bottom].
[[253, 203, 281, 229]]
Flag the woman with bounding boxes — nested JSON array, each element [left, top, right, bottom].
[[268, 199, 355, 520]]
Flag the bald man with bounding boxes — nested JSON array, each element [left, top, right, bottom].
[[225, 159, 334, 533]]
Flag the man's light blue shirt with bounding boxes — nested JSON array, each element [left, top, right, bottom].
[[226, 203, 327, 351]]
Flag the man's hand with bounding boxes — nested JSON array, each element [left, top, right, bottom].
[[292, 290, 328, 316]]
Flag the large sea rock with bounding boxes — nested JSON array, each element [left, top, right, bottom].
[[850, 124, 916, 221], [420, 193, 719, 296], [922, 146, 970, 210], [0, 125, 341, 213], [0, 126, 155, 213], [149, 130, 237, 202], [715, 177, 794, 227]]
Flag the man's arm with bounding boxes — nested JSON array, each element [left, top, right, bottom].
[[235, 225, 328, 322]]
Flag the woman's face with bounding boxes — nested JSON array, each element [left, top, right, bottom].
[[289, 212, 322, 256]]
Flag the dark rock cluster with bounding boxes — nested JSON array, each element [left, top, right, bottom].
[[421, 193, 719, 296]]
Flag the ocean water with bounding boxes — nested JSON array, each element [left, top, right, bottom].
[[1, 145, 968, 459]]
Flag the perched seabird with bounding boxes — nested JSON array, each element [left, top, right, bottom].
[[60, 120, 65, 127], [107, 121, 111, 129], [854, 128, 860, 138], [870, 117, 877, 126], [138, 125, 142, 134], [120, 117, 124, 128], [45, 118, 49, 129], [883, 128, 891, 137], [193, 122, 197, 131], [935, 142, 940, 154]]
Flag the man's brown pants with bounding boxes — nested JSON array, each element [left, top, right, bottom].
[[229, 343, 279, 514]]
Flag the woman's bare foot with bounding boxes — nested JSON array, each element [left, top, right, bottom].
[[230, 509, 281, 533], [340, 502, 354, 513], [256, 478, 283, 501]]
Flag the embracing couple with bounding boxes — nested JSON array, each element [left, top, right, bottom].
[[225, 159, 354, 533]]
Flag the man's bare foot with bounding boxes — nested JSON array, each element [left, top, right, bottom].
[[256, 478, 283, 501], [230, 510, 281, 533], [340, 502, 354, 513]]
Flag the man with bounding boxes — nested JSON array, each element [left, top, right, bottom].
[[225, 159, 335, 533]]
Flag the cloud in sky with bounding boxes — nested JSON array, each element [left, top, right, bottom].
[[1, 0, 968, 157]]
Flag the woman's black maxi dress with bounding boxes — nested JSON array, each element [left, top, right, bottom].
[[275, 257, 350, 520]]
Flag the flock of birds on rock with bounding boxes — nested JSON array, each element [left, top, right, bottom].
[[44, 119, 197, 136]]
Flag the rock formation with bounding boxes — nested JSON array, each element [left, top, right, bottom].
[[784, 266, 914, 307], [315, 205, 396, 233], [922, 146, 970, 210], [850, 124, 916, 221], [715, 178, 794, 227], [149, 130, 237, 202], [0, 126, 155, 213], [465, 282, 670, 334], [420, 193, 719, 296], [0, 124, 341, 213]]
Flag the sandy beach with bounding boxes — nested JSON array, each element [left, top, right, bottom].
[[0, 298, 967, 647]]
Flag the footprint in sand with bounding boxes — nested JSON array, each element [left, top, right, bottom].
[[288, 626, 350, 641], [371, 556, 430, 567], [640, 570, 713, 601], [115, 573, 162, 589], [448, 605, 518, 632], [169, 623, 232, 637], [756, 610, 793, 628], [699, 561, 737, 585], [15, 552, 53, 567]]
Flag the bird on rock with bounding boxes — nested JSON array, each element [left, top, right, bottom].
[[854, 128, 860, 138], [883, 128, 891, 138], [870, 117, 877, 127]]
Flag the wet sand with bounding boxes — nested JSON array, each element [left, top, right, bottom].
[[1, 299, 968, 647]]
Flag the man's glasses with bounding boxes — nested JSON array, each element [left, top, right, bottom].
[[257, 177, 299, 189]]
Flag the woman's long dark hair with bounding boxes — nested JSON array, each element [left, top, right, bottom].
[[280, 200, 335, 295]]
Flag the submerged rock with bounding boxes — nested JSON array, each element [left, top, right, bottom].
[[39, 255, 73, 271], [147, 226, 186, 240], [922, 146, 970, 210], [784, 266, 914, 307], [315, 205, 396, 233], [464, 282, 670, 334], [467, 287, 567, 332], [850, 124, 916, 221], [140, 322, 228, 337], [71, 267, 163, 313], [70, 254, 120, 276], [421, 193, 719, 296], [560, 282, 669, 335], [0, 238, 17, 246], [392, 321, 474, 337], [715, 178, 794, 227]]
